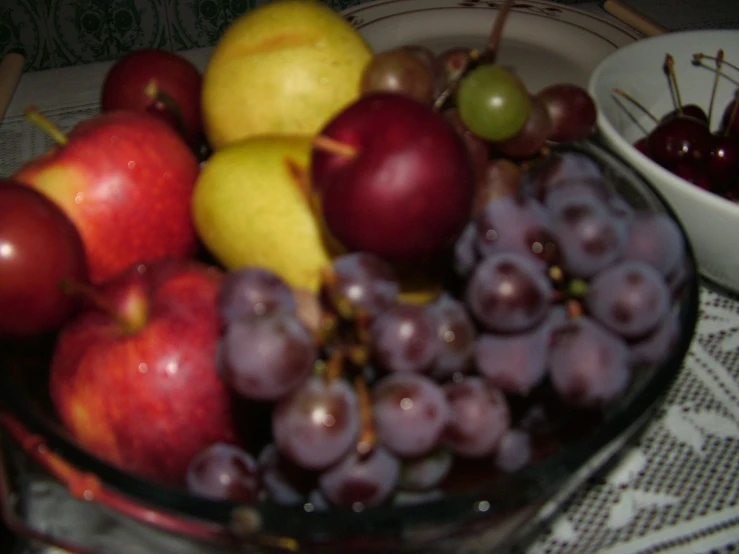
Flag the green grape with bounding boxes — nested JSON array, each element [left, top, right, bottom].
[[456, 64, 532, 143]]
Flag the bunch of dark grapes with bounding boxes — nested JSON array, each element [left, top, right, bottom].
[[184, 149, 689, 511], [616, 51, 739, 198]]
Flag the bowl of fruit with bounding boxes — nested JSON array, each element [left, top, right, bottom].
[[0, 1, 699, 553], [588, 29, 739, 293]]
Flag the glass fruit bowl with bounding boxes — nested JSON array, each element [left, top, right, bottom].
[[0, 139, 699, 554]]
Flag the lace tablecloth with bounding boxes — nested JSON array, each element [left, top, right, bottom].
[[2, 10, 739, 554]]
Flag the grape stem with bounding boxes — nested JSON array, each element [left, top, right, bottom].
[[484, 0, 516, 62], [431, 0, 515, 112], [354, 376, 377, 456], [23, 106, 68, 145], [611, 88, 659, 124], [663, 54, 684, 115], [707, 49, 724, 125]]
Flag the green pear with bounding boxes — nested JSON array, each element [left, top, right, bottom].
[[202, 0, 373, 150], [192, 135, 335, 292]]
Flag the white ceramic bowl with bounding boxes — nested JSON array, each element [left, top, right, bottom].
[[588, 30, 739, 292]]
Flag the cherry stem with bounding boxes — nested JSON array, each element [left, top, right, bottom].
[[707, 49, 724, 125], [354, 375, 377, 456], [313, 135, 357, 159], [59, 278, 142, 334], [664, 54, 684, 115], [23, 106, 68, 145], [611, 88, 659, 124], [725, 89, 739, 138], [143, 79, 188, 138], [693, 52, 739, 74], [484, 0, 515, 61]]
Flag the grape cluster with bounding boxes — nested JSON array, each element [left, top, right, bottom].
[[359, 44, 598, 159], [622, 51, 739, 198], [185, 150, 689, 510]]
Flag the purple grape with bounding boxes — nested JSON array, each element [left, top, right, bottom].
[[494, 429, 532, 473], [474, 324, 549, 395], [318, 446, 400, 508], [218, 267, 296, 322], [370, 303, 439, 373], [220, 313, 316, 401], [623, 213, 685, 277], [453, 221, 479, 277], [543, 181, 606, 213], [399, 448, 453, 491], [427, 293, 477, 378], [465, 252, 552, 333], [258, 444, 316, 506], [474, 196, 558, 266], [521, 152, 605, 202], [629, 310, 680, 367], [327, 252, 399, 316], [373, 372, 451, 458], [550, 194, 627, 278], [186, 443, 259, 502], [549, 317, 631, 406], [442, 377, 510, 458], [273, 376, 359, 471], [586, 261, 670, 339]]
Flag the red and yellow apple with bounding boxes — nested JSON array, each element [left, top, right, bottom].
[[13, 110, 200, 284], [49, 259, 241, 486]]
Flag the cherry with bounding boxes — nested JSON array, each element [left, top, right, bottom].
[[707, 135, 739, 192], [720, 96, 739, 139], [660, 104, 709, 125], [671, 164, 713, 192], [647, 116, 712, 169]]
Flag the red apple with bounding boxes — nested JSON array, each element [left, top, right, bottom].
[[101, 49, 203, 146], [49, 259, 241, 486], [0, 179, 89, 337], [13, 109, 200, 284], [311, 93, 475, 263]]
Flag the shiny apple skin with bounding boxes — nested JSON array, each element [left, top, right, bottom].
[[13, 111, 200, 284]]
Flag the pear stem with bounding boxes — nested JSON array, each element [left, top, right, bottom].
[[707, 49, 724, 125], [313, 135, 357, 159], [24, 106, 68, 145], [611, 88, 660, 124], [664, 54, 684, 115]]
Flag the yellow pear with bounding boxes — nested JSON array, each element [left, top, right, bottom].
[[192, 135, 335, 292], [202, 0, 373, 150]]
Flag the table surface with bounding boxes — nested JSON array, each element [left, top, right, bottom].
[[1, 2, 738, 554]]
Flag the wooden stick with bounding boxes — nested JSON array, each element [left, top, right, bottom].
[[0, 50, 26, 123]]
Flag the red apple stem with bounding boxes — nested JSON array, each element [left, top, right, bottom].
[[707, 49, 724, 125], [354, 375, 377, 457], [60, 278, 145, 334], [664, 54, 684, 115], [313, 135, 358, 159], [693, 52, 739, 74], [484, 0, 516, 62], [23, 106, 68, 145], [143, 79, 188, 138], [611, 88, 660, 124]]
